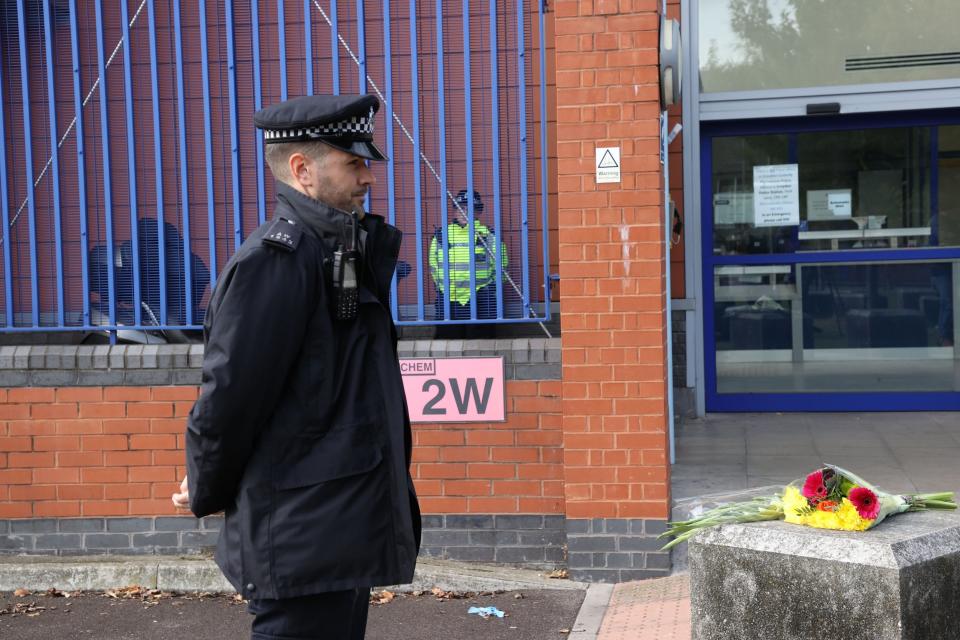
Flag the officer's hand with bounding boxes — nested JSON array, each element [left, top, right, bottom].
[[171, 476, 190, 510]]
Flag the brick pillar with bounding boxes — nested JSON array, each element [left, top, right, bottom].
[[555, 0, 671, 582]]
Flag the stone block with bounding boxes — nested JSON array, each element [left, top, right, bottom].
[[34, 534, 83, 551], [173, 369, 202, 385], [84, 533, 131, 549], [107, 518, 154, 533], [181, 531, 220, 548], [495, 515, 544, 530], [31, 370, 80, 386], [0, 371, 29, 387], [690, 510, 960, 640], [444, 546, 496, 563], [494, 547, 545, 564], [445, 515, 494, 530], [567, 535, 616, 552], [77, 370, 126, 386], [29, 346, 47, 368], [0, 345, 16, 368], [11, 519, 57, 534], [59, 519, 105, 533], [155, 517, 198, 531], [123, 369, 173, 386], [13, 346, 30, 369], [133, 532, 180, 548]]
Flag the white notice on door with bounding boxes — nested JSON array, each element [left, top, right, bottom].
[[595, 147, 621, 184], [753, 164, 799, 227]]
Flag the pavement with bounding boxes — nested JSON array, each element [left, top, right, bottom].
[[0, 554, 687, 639]]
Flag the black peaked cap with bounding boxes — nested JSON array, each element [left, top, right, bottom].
[[253, 94, 387, 161]]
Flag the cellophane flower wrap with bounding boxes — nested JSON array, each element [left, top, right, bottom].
[[660, 464, 956, 550]]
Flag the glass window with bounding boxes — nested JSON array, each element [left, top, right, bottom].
[[715, 260, 958, 394], [796, 128, 932, 252], [711, 135, 790, 255], [710, 125, 960, 255], [937, 126, 960, 248], [699, 0, 960, 93]]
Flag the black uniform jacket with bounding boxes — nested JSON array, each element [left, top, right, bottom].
[[186, 182, 420, 600]]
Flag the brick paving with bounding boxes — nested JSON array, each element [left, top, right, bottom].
[[597, 574, 690, 640]]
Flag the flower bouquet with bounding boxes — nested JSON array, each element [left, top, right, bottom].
[[660, 464, 956, 550]]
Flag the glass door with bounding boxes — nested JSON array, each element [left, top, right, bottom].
[[702, 111, 960, 411]]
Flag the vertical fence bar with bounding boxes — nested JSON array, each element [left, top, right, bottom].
[[0, 41, 13, 326], [330, 0, 340, 94], [489, 0, 503, 318], [225, 0, 243, 250], [69, 0, 90, 327], [515, 0, 531, 316], [357, 0, 369, 212], [383, 0, 399, 321], [538, 0, 550, 319], [435, 0, 452, 320], [174, 0, 193, 325], [199, 0, 217, 283], [408, 0, 423, 319], [461, 0, 477, 320], [252, 0, 266, 225], [356, 0, 366, 92], [43, 0, 65, 325], [147, 0, 168, 324], [122, 0, 143, 326], [94, 0, 117, 328], [277, 0, 288, 100], [304, 0, 314, 94], [16, 2, 40, 326]]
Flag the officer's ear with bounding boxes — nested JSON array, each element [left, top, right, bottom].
[[288, 151, 311, 186]]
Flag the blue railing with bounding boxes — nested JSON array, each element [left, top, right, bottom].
[[0, 0, 551, 335]]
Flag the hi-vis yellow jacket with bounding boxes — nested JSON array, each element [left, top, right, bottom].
[[428, 221, 508, 305]]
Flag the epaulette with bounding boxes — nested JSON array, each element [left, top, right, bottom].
[[262, 217, 302, 252]]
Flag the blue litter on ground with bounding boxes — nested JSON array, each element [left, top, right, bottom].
[[468, 606, 505, 619]]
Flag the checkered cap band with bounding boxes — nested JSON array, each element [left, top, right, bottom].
[[263, 109, 375, 143]]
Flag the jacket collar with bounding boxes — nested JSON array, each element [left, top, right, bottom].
[[274, 181, 356, 242]]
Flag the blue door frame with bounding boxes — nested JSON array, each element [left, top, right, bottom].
[[701, 108, 960, 412]]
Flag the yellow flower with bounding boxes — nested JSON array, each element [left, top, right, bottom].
[[782, 486, 809, 525], [781, 486, 871, 531]]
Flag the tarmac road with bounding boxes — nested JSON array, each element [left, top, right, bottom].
[[0, 588, 585, 639]]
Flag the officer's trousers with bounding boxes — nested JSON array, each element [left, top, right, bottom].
[[248, 588, 369, 640]]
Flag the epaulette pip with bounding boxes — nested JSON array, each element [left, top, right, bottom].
[[262, 217, 302, 252]]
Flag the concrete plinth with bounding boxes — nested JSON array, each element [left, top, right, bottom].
[[690, 510, 960, 640]]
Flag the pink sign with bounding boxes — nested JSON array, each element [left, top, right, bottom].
[[400, 357, 506, 423]]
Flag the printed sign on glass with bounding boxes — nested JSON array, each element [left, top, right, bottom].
[[753, 164, 799, 227]]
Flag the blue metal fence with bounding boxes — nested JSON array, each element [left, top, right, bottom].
[[0, 0, 552, 335]]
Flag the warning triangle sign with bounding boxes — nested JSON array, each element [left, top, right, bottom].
[[597, 149, 619, 169]]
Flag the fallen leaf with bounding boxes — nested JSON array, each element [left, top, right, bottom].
[[13, 588, 31, 598], [369, 590, 395, 605], [45, 588, 65, 598], [514, 593, 525, 599], [547, 569, 569, 579]]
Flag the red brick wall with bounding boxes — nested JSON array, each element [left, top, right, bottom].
[[0, 382, 562, 519], [554, 0, 671, 521], [412, 380, 563, 514]]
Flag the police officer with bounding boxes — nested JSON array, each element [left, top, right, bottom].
[[172, 94, 420, 640], [429, 189, 508, 338]]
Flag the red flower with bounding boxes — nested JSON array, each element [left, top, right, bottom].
[[849, 487, 880, 520], [802, 470, 828, 500]]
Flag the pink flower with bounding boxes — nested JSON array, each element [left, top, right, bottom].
[[802, 470, 828, 500], [849, 487, 880, 520]]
